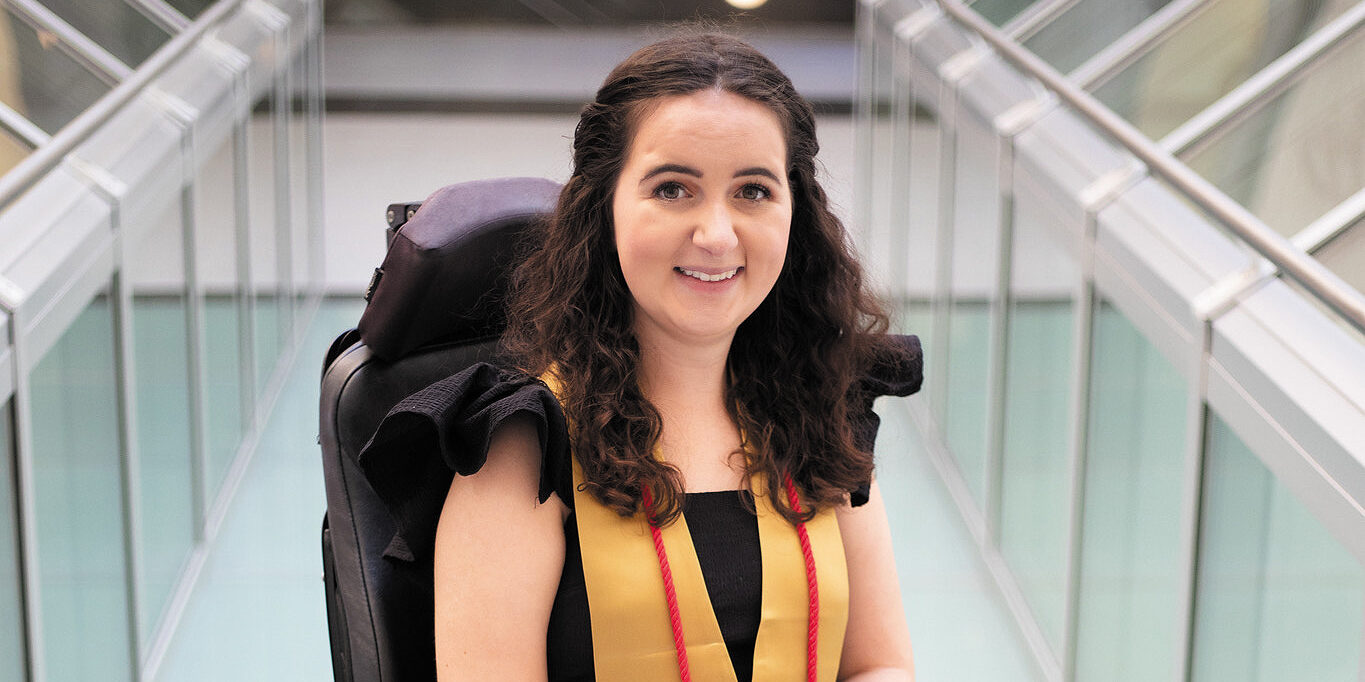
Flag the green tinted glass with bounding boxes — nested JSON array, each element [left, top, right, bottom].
[[1074, 301, 1188, 680], [1191, 413, 1363, 680]]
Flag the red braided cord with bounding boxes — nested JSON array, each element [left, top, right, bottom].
[[642, 487, 691, 682], [784, 474, 819, 682]]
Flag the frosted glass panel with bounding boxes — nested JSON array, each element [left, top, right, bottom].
[[943, 115, 1002, 506], [1191, 414, 1363, 681], [195, 138, 247, 495], [1181, 28, 1365, 237], [1074, 301, 1188, 681], [970, 0, 1040, 26], [127, 203, 195, 647], [0, 6, 111, 134], [0, 127, 32, 177], [1024, 0, 1174, 75], [29, 298, 132, 681], [1094, 0, 1346, 139], [0, 400, 26, 681], [999, 196, 1078, 652], [37, 0, 172, 68], [249, 89, 286, 398]]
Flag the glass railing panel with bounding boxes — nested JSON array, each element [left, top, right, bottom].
[[36, 0, 172, 69], [1074, 300, 1189, 681], [1023, 0, 1175, 76], [29, 293, 132, 681], [1314, 215, 1365, 295], [126, 201, 195, 647], [944, 115, 1002, 506], [0, 398, 26, 681], [0, 5, 111, 135], [288, 46, 313, 318], [901, 107, 940, 356], [1093, 0, 1347, 140], [864, 10, 900, 280], [1191, 412, 1363, 680], [902, 54, 940, 356], [164, 0, 212, 20], [969, 0, 1040, 27], [0, 126, 33, 176], [998, 193, 1079, 653], [1180, 29, 1365, 237], [249, 90, 285, 398], [195, 136, 246, 495]]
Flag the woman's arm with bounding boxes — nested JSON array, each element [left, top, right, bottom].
[[836, 480, 915, 681], [434, 415, 568, 680]]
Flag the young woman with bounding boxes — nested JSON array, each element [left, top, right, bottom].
[[366, 33, 921, 681]]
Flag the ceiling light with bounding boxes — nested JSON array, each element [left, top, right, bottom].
[[726, 0, 769, 9]]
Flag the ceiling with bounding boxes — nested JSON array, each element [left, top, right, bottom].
[[325, 0, 854, 26]]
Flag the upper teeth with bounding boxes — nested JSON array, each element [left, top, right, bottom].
[[679, 267, 738, 282]]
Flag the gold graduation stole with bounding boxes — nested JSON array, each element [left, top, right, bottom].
[[545, 376, 850, 680]]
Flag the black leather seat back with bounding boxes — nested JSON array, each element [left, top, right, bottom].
[[319, 177, 560, 681]]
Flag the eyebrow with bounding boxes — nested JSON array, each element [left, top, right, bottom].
[[640, 163, 701, 181], [734, 166, 782, 183], [638, 164, 782, 183]]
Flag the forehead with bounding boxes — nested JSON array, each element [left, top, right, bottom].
[[624, 90, 787, 166]]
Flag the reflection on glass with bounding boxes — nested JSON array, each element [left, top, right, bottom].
[[29, 297, 132, 681], [289, 50, 313, 314], [36, 0, 172, 68], [864, 16, 898, 274], [1, 400, 27, 681], [164, 0, 212, 20], [970, 0, 1039, 26], [1024, 0, 1174, 76], [1191, 413, 1363, 680], [904, 102, 939, 362], [196, 138, 246, 496], [1181, 26, 1365, 237], [1074, 301, 1188, 681], [998, 202, 1078, 652], [0, 126, 32, 176], [1314, 216, 1365, 295], [944, 117, 1002, 506], [249, 95, 285, 397], [944, 302, 989, 503], [0, 6, 111, 134], [127, 203, 195, 647], [1094, 0, 1344, 139]]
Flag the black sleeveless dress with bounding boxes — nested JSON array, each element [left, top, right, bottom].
[[356, 335, 922, 680]]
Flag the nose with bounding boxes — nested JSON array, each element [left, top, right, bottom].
[[693, 200, 739, 255]]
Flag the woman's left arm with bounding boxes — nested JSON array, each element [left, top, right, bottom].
[[836, 480, 915, 681]]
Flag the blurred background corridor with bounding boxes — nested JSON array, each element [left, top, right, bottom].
[[1, 0, 1363, 679]]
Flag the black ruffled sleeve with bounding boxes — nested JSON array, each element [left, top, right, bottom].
[[356, 362, 572, 562], [850, 334, 924, 507]]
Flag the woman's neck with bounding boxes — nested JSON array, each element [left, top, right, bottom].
[[634, 328, 747, 490], [634, 330, 731, 410]]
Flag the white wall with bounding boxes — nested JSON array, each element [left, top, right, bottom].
[[321, 112, 857, 294]]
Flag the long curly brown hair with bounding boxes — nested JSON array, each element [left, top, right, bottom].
[[502, 32, 901, 526]]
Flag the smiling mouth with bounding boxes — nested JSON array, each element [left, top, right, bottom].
[[676, 267, 740, 282]]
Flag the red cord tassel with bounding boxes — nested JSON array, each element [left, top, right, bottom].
[[643, 478, 819, 682], [643, 487, 692, 681], [784, 474, 819, 682]]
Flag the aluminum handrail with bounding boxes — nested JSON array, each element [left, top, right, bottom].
[[0, 101, 48, 148], [7, 0, 133, 81], [1161, 0, 1365, 158], [0, 0, 245, 211], [938, 0, 1365, 334]]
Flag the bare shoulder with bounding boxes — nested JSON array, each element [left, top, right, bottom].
[[836, 481, 916, 680], [434, 415, 568, 680]]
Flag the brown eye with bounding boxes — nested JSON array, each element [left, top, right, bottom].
[[654, 182, 687, 200], [738, 183, 771, 201]]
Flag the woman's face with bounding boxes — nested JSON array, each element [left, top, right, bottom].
[[611, 89, 793, 350]]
